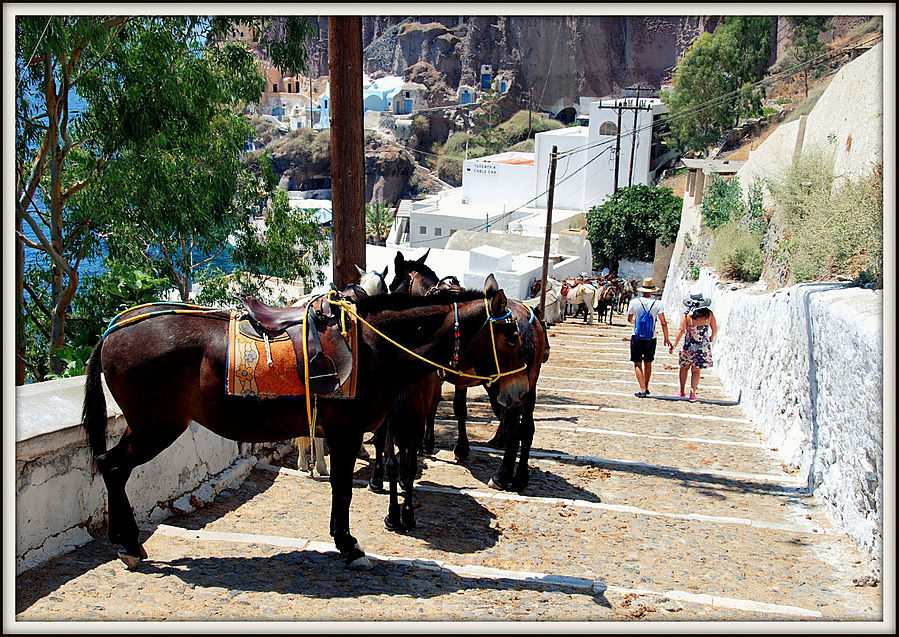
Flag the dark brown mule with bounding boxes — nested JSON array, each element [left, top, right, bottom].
[[82, 277, 529, 569], [389, 250, 549, 492]]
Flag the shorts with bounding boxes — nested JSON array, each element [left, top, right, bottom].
[[630, 336, 657, 363]]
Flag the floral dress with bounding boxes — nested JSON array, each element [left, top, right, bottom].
[[679, 321, 713, 369]]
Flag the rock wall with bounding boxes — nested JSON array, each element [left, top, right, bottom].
[[303, 15, 719, 113]]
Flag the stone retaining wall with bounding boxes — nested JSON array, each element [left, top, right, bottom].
[[15, 376, 296, 575], [662, 268, 884, 571]]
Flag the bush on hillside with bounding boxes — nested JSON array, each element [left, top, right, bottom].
[[709, 222, 764, 281], [769, 152, 883, 283], [436, 155, 462, 185]]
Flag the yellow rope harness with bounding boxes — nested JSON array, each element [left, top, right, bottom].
[[326, 290, 527, 387]]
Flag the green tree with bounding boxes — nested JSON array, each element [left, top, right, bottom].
[[661, 17, 772, 153], [209, 188, 330, 304], [586, 184, 682, 273], [92, 33, 266, 301], [787, 16, 833, 98], [365, 201, 396, 246], [15, 15, 312, 381]]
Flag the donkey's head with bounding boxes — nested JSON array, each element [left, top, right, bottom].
[[355, 264, 389, 297], [457, 275, 529, 408], [389, 249, 437, 295]]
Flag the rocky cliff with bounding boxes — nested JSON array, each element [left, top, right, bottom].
[[301, 15, 723, 114]]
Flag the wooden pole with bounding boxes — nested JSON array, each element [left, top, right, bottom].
[[328, 16, 366, 289], [539, 145, 558, 317], [628, 88, 641, 187], [613, 105, 622, 194]]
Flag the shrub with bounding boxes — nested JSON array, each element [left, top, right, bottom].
[[709, 222, 764, 281], [769, 154, 883, 283], [701, 175, 744, 228], [436, 156, 462, 185]]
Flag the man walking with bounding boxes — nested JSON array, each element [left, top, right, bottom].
[[627, 277, 671, 397]]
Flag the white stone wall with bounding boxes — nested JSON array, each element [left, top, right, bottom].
[[663, 269, 884, 570], [16, 376, 294, 574]]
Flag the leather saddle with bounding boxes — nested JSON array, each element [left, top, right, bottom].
[[234, 293, 354, 396]]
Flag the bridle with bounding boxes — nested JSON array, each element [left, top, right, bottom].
[[326, 289, 527, 386]]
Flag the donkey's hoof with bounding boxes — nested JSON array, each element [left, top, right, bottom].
[[384, 514, 404, 532], [368, 478, 384, 493], [347, 555, 373, 570], [487, 477, 505, 491], [117, 549, 145, 571]]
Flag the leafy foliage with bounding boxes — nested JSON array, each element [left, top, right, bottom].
[[365, 201, 396, 245], [768, 154, 882, 284], [661, 17, 772, 153], [15, 15, 311, 381], [787, 16, 833, 98], [586, 185, 682, 271], [709, 222, 764, 281], [211, 189, 330, 301]]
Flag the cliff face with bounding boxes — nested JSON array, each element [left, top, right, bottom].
[[302, 15, 721, 113]]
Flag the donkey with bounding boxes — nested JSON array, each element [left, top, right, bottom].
[[390, 250, 549, 492], [82, 277, 528, 569]]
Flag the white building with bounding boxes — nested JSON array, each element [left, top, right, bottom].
[[534, 97, 671, 211]]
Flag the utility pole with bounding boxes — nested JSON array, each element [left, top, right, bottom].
[[628, 87, 641, 187], [539, 145, 558, 318], [613, 104, 623, 194], [308, 75, 313, 129], [328, 16, 365, 289]]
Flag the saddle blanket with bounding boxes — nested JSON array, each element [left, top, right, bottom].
[[226, 310, 358, 399]]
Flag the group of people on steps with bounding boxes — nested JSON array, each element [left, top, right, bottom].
[[626, 277, 717, 402]]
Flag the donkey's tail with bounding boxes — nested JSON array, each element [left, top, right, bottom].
[[82, 339, 108, 458]]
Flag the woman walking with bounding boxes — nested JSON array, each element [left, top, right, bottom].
[[669, 293, 717, 402]]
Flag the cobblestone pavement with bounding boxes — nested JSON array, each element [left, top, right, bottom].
[[15, 319, 883, 625]]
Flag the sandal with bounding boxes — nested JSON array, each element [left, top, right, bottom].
[[634, 391, 647, 398], [677, 391, 687, 398], [688, 394, 697, 402]]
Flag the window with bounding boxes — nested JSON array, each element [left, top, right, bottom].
[[419, 226, 427, 235], [434, 227, 442, 237], [599, 121, 618, 136], [405, 91, 410, 98], [450, 228, 457, 235], [273, 83, 278, 93]]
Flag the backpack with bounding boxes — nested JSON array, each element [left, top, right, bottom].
[[634, 299, 656, 340]]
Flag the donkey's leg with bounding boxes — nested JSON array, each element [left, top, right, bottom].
[[368, 425, 386, 493], [452, 386, 471, 462], [485, 398, 508, 449], [312, 436, 329, 477], [383, 425, 404, 531], [296, 436, 312, 474], [326, 428, 370, 568], [487, 406, 522, 491], [512, 391, 537, 492], [399, 424, 421, 531], [96, 422, 187, 569]]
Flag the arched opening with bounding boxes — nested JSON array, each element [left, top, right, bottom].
[[555, 106, 577, 125], [599, 120, 618, 136]]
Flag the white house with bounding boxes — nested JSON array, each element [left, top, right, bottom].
[[533, 97, 670, 211]]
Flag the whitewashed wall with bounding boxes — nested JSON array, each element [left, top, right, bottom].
[[663, 269, 884, 570], [16, 376, 295, 574]]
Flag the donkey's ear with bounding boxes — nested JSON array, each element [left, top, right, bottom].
[[381, 265, 389, 279], [490, 289, 508, 316], [484, 273, 499, 295], [395, 251, 405, 268], [416, 248, 430, 264], [355, 264, 366, 276]]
